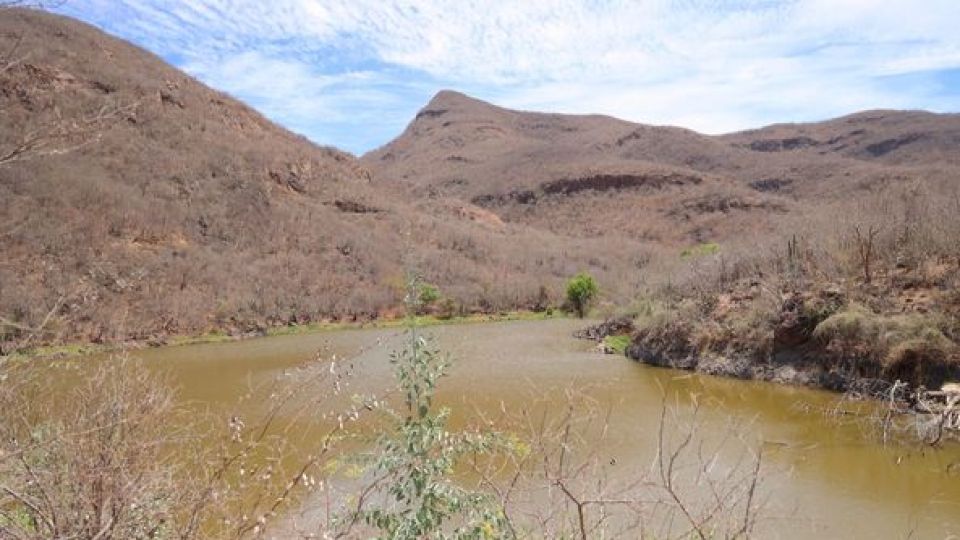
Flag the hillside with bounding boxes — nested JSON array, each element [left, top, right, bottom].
[[0, 8, 650, 349], [363, 91, 960, 244], [3, 7, 959, 352]]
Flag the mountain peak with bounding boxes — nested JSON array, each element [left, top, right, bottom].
[[418, 90, 501, 117], [426, 89, 479, 106]]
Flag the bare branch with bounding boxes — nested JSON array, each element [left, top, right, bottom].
[[0, 102, 138, 168]]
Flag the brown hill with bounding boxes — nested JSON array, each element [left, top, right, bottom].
[[1, 8, 652, 349], [3, 8, 959, 351], [363, 91, 960, 244], [0, 7, 399, 346]]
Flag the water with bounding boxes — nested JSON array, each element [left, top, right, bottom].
[[92, 319, 960, 538]]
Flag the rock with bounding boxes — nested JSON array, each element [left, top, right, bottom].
[[574, 316, 634, 342], [774, 293, 809, 349], [942, 382, 960, 395], [596, 342, 614, 354], [698, 354, 753, 379], [625, 342, 698, 370], [818, 371, 853, 393]]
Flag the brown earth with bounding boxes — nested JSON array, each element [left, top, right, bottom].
[[2, 7, 960, 352]]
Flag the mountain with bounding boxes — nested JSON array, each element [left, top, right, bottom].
[[0, 8, 398, 345], [3, 8, 959, 350], [363, 91, 960, 244], [1, 9, 647, 348]]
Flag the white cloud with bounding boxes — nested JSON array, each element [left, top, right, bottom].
[[59, 0, 960, 152]]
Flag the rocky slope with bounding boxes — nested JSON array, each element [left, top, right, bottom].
[[364, 91, 960, 245]]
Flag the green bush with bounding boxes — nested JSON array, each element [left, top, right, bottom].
[[418, 283, 441, 306], [566, 272, 598, 318], [413, 282, 441, 315]]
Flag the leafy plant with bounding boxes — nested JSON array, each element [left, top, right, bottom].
[[418, 283, 442, 314], [340, 278, 511, 539], [566, 272, 598, 318]]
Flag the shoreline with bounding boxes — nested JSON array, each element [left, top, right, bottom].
[[10, 310, 567, 360]]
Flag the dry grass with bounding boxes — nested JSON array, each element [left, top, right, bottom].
[[812, 305, 882, 347]]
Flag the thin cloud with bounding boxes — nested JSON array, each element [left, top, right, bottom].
[[57, 0, 960, 153]]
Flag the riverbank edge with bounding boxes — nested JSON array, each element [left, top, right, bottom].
[[10, 310, 567, 360], [576, 316, 952, 396], [621, 342, 863, 392]]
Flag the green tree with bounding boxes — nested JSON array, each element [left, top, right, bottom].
[[418, 283, 441, 314], [566, 272, 598, 318]]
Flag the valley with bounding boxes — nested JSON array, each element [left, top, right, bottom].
[[1, 5, 959, 539]]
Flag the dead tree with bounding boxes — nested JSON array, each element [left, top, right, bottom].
[[853, 224, 881, 284]]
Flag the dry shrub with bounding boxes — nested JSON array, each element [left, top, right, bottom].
[[0, 360, 182, 539], [470, 387, 768, 539], [880, 314, 953, 347], [714, 301, 777, 360], [633, 294, 777, 364], [813, 307, 958, 386], [0, 351, 366, 539], [631, 300, 697, 360]]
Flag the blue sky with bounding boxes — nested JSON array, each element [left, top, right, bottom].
[[57, 1, 960, 155]]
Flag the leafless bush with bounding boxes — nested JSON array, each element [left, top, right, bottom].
[[0, 101, 134, 167], [0, 348, 368, 539], [469, 387, 768, 539], [815, 378, 960, 449], [852, 224, 881, 284], [0, 359, 183, 539]]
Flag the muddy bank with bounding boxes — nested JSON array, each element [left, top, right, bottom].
[[622, 340, 877, 393], [578, 293, 960, 398], [578, 313, 960, 446], [576, 317, 858, 390]]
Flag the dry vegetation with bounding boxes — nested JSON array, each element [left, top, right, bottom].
[[462, 389, 766, 539], [0, 8, 647, 354], [364, 91, 960, 249], [618, 183, 960, 398], [2, 7, 960, 402], [0, 350, 371, 539]]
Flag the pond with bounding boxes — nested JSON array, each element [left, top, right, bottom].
[[86, 319, 960, 538]]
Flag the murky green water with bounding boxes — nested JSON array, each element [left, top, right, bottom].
[[80, 319, 960, 538]]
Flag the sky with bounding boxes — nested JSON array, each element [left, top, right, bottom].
[[57, 1, 960, 155]]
